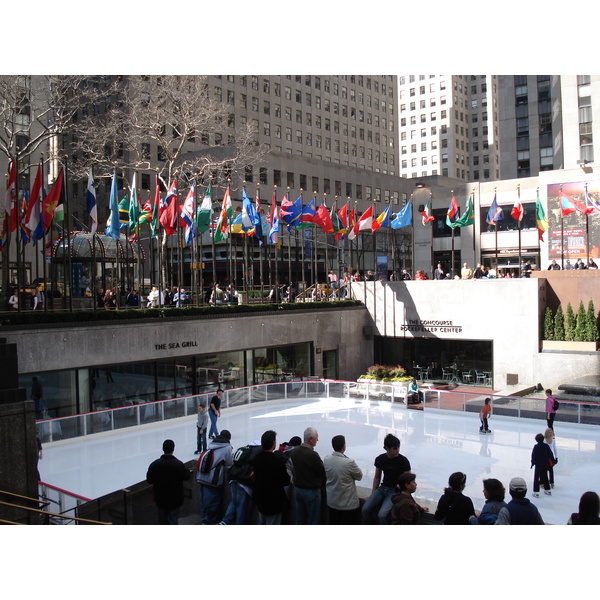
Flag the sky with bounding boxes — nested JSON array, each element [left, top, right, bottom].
[[8, 3, 588, 75]]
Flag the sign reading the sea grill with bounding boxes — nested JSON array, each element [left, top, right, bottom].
[[401, 319, 463, 334], [155, 340, 199, 351]]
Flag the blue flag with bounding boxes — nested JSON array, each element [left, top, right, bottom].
[[106, 170, 120, 240], [242, 188, 263, 245], [486, 194, 504, 225], [391, 202, 412, 229]]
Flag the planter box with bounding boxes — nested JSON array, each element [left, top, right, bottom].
[[542, 340, 599, 352]]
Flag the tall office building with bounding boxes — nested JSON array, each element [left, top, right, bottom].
[[498, 75, 600, 178], [397, 75, 500, 182]]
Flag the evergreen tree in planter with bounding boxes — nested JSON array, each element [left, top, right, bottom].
[[586, 299, 599, 343], [554, 305, 565, 341], [575, 300, 587, 341], [565, 303, 576, 341], [543, 306, 554, 340]]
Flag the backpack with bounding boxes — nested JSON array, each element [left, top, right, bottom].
[[197, 449, 214, 474], [553, 399, 560, 411], [229, 445, 256, 486]]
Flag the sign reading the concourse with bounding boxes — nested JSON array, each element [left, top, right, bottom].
[[400, 319, 463, 334]]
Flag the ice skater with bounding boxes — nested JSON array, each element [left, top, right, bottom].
[[479, 397, 492, 433]]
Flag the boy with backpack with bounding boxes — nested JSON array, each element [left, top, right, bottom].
[[219, 440, 263, 524], [196, 430, 233, 524]]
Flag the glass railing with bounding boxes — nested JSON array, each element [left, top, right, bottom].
[[36, 379, 600, 444]]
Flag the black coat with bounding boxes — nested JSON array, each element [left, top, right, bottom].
[[252, 450, 290, 515], [146, 454, 190, 510]]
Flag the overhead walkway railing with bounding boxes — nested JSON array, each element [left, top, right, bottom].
[[37, 379, 600, 445]]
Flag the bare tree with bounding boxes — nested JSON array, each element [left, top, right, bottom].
[[68, 75, 267, 285], [0, 75, 117, 296]]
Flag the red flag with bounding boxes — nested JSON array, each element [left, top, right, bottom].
[[348, 205, 373, 240], [313, 202, 334, 233], [159, 180, 178, 235], [5, 160, 17, 232], [42, 168, 65, 233], [337, 204, 349, 231], [511, 197, 523, 222]]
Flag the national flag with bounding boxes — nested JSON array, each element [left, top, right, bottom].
[[454, 194, 475, 228], [279, 194, 303, 232], [330, 203, 344, 242], [138, 200, 153, 226], [128, 173, 141, 237], [52, 198, 65, 225], [5, 160, 17, 232], [313, 201, 334, 233], [20, 188, 30, 243], [420, 200, 435, 225], [86, 168, 98, 233], [106, 170, 120, 240], [196, 184, 213, 234], [585, 189, 600, 215], [253, 189, 263, 244], [24, 163, 43, 242], [298, 198, 317, 229], [511, 191, 523, 223], [560, 190, 594, 217], [0, 214, 7, 251], [213, 187, 232, 242], [347, 205, 373, 240], [348, 207, 356, 230], [151, 177, 160, 238], [371, 205, 390, 232], [42, 167, 65, 233], [446, 195, 460, 228], [118, 197, 129, 227], [159, 180, 178, 235], [231, 212, 245, 234], [268, 191, 279, 244], [486, 194, 504, 225], [180, 183, 195, 244], [242, 188, 262, 242], [391, 202, 412, 229], [337, 203, 349, 233], [536, 195, 549, 242]]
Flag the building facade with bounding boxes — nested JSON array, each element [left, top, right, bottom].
[[397, 75, 500, 182]]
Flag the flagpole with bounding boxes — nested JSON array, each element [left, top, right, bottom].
[[257, 185, 264, 295], [560, 184, 564, 269], [585, 183, 590, 266], [287, 188, 292, 289], [63, 159, 73, 312], [15, 154, 22, 312], [517, 185, 522, 272], [39, 154, 47, 312], [450, 190, 456, 278], [42, 158, 49, 310]]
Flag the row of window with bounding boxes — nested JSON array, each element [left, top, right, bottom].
[[227, 88, 394, 115], [221, 75, 394, 97]]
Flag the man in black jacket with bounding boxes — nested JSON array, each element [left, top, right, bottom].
[[146, 439, 191, 524], [253, 430, 291, 525]]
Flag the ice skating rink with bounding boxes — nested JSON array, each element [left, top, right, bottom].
[[7, 396, 596, 598], [40, 396, 600, 526]]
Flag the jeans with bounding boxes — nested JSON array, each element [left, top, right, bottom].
[[199, 484, 223, 524], [222, 481, 253, 524], [157, 507, 180, 525], [259, 512, 282, 525], [362, 486, 395, 524], [209, 409, 219, 437], [295, 487, 321, 525], [197, 427, 207, 453]]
